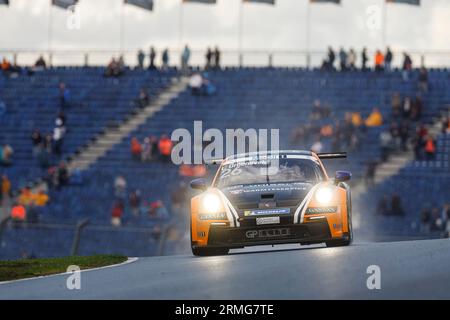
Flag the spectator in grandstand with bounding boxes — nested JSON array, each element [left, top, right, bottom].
[[338, 47, 347, 71], [365, 108, 383, 127], [205, 47, 213, 69], [114, 175, 127, 199], [389, 122, 401, 149], [104, 57, 121, 77], [442, 204, 450, 237], [327, 47, 336, 71], [410, 95, 423, 121], [423, 135, 436, 161], [385, 47, 393, 72], [52, 118, 66, 156], [379, 129, 393, 162], [361, 47, 368, 71], [158, 135, 173, 162], [135, 88, 150, 109], [150, 136, 159, 160], [162, 48, 170, 71], [189, 72, 203, 95], [37, 134, 52, 169], [402, 52, 413, 81], [129, 189, 141, 218], [148, 200, 169, 220], [402, 96, 412, 119], [141, 137, 152, 162], [399, 121, 410, 151], [31, 129, 42, 157], [390, 193, 405, 216], [58, 82, 71, 109], [1, 57, 11, 75], [149, 46, 157, 70], [364, 160, 377, 187], [0, 144, 13, 167], [18, 186, 34, 207], [430, 207, 442, 232], [10, 202, 26, 226], [213, 47, 221, 69], [33, 189, 49, 207], [1, 174, 11, 211], [391, 92, 402, 119], [57, 110, 67, 127], [418, 67, 429, 93], [137, 49, 145, 69], [181, 45, 191, 74], [420, 208, 431, 233], [130, 137, 142, 161], [179, 164, 207, 178], [310, 100, 323, 121], [56, 161, 70, 190], [347, 48, 356, 71], [374, 50, 384, 72], [34, 55, 47, 70], [441, 117, 450, 134], [111, 200, 124, 227]]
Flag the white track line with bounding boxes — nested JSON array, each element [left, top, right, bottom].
[[0, 257, 138, 285]]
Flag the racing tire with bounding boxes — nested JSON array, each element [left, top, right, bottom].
[[191, 247, 229, 256]]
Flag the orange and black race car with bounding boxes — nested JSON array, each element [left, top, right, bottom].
[[189, 150, 352, 256]]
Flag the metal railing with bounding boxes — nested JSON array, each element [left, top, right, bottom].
[[1, 49, 449, 68]]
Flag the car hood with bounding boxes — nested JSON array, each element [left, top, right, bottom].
[[220, 182, 315, 211]]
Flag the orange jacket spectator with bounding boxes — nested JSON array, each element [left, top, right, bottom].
[[158, 136, 173, 156], [33, 191, 49, 207], [11, 205, 26, 221], [320, 125, 333, 137], [1, 58, 11, 71], [375, 51, 384, 68], [1, 175, 11, 196], [424, 138, 436, 154], [365, 108, 383, 127], [179, 164, 207, 177], [18, 188, 34, 206], [130, 137, 142, 155], [351, 112, 363, 127]]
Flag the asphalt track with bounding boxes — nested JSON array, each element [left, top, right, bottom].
[[1, 238, 450, 299]]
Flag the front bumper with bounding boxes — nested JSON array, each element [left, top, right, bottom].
[[198, 221, 333, 249]]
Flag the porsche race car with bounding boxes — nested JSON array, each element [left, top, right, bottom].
[[190, 150, 352, 256]]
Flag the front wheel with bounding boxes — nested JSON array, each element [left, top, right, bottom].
[[192, 246, 229, 256]]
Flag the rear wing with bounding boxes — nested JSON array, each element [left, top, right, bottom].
[[316, 152, 347, 160]]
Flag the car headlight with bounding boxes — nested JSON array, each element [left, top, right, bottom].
[[315, 187, 333, 205], [201, 193, 222, 214]]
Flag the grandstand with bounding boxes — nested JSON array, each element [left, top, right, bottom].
[[1, 65, 449, 259]]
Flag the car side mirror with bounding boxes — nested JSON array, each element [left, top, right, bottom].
[[335, 171, 351, 184], [190, 178, 207, 191]]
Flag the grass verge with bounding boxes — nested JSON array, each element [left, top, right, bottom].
[[0, 255, 128, 282]]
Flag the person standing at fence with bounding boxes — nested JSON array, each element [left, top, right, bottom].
[[181, 45, 191, 74], [137, 49, 145, 69], [149, 47, 157, 70], [213, 47, 221, 70], [205, 48, 213, 69], [162, 49, 169, 71], [385, 47, 393, 72], [361, 47, 368, 71]]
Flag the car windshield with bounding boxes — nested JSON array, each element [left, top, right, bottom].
[[216, 155, 324, 188]]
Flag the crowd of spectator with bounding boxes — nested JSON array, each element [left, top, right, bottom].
[[111, 174, 169, 227], [10, 186, 50, 225], [420, 204, 450, 237], [130, 135, 173, 163], [321, 46, 415, 78]]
